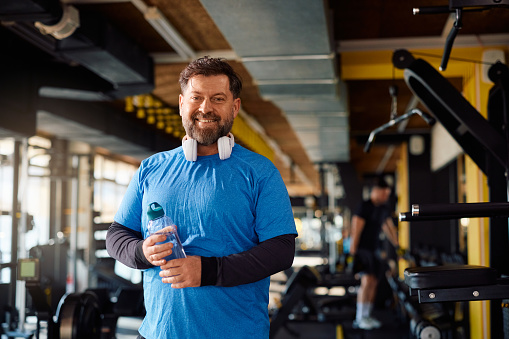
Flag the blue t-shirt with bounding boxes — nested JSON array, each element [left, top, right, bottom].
[[114, 144, 297, 339]]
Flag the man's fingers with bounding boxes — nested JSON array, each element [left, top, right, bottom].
[[161, 276, 189, 289], [145, 233, 168, 245], [159, 257, 201, 288], [147, 242, 173, 256], [160, 258, 184, 270], [143, 235, 174, 266], [152, 258, 166, 266]]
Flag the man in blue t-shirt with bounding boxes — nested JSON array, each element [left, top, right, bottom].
[[349, 178, 399, 330], [106, 57, 297, 339]]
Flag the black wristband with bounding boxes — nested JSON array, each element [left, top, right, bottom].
[[200, 256, 218, 286]]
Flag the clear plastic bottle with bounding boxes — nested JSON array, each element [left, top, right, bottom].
[[147, 202, 186, 260]]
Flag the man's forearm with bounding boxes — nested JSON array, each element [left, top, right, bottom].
[[201, 233, 296, 287], [107, 222, 296, 287], [350, 216, 364, 254], [106, 221, 153, 269]]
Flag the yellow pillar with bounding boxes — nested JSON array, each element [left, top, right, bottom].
[[462, 57, 495, 339], [396, 143, 410, 279]]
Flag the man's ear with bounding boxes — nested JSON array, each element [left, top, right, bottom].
[[233, 98, 241, 118], [179, 94, 183, 116]]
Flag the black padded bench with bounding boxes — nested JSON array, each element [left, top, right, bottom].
[[404, 265, 509, 303]]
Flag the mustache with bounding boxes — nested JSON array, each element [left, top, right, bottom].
[[192, 112, 220, 121]]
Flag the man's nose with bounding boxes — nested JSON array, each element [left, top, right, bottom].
[[199, 98, 213, 113]]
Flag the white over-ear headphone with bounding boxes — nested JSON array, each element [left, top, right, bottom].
[[182, 133, 235, 162]]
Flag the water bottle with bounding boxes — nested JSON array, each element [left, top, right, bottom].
[[147, 202, 186, 260]]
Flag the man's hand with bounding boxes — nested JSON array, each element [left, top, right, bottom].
[[159, 256, 202, 288], [142, 231, 174, 266]]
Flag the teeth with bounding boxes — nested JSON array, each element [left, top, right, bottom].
[[197, 119, 214, 122]]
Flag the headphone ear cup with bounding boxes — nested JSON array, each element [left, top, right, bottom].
[[183, 138, 197, 161], [218, 135, 234, 160]]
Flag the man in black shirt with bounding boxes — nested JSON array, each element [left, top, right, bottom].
[[349, 178, 399, 330]]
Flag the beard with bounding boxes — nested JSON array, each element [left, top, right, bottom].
[[183, 110, 235, 146]]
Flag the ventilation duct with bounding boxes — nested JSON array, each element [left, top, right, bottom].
[[200, 0, 349, 163], [0, 0, 154, 100]]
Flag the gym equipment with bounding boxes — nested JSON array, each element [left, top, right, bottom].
[[392, 49, 509, 175], [364, 108, 435, 153], [387, 275, 442, 339], [394, 48, 509, 337], [270, 266, 321, 338], [269, 265, 359, 339], [413, 0, 509, 71], [57, 292, 102, 339], [28, 241, 69, 312], [1, 262, 35, 339], [18, 257, 144, 339], [400, 202, 509, 221], [404, 265, 509, 304], [392, 49, 509, 174]]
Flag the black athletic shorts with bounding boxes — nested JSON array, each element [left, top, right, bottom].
[[353, 248, 387, 279]]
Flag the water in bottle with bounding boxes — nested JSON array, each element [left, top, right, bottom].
[[147, 202, 186, 260]]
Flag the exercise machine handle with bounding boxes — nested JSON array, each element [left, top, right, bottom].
[[364, 109, 435, 153], [410, 202, 509, 218]]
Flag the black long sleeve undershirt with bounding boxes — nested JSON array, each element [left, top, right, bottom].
[[106, 221, 296, 287]]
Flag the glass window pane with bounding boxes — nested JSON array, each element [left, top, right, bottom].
[[103, 159, 116, 181]]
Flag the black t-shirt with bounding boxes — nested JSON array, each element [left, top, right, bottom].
[[354, 199, 390, 251]]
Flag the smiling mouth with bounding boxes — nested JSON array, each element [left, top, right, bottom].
[[196, 119, 216, 123]]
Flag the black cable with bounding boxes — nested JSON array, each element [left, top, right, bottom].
[[411, 51, 496, 66]]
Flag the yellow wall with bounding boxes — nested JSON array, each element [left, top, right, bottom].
[[341, 47, 509, 81], [232, 115, 274, 161], [462, 60, 494, 339], [396, 142, 410, 279]]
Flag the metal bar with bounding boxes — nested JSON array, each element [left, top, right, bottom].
[[9, 140, 20, 313], [399, 212, 465, 222], [413, 6, 451, 15], [364, 108, 435, 153], [411, 202, 509, 217], [16, 138, 29, 331], [68, 155, 80, 293]]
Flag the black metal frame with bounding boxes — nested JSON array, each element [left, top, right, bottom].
[[413, 0, 509, 71], [395, 49, 509, 337], [400, 202, 509, 221], [409, 282, 509, 303]]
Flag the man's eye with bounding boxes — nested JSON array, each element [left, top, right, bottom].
[[213, 97, 225, 102]]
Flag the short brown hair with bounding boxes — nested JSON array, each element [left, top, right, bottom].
[[179, 56, 242, 99]]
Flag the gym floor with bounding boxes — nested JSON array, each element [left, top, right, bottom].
[[2, 317, 143, 339], [115, 317, 143, 339], [5, 311, 408, 339], [273, 308, 410, 339]]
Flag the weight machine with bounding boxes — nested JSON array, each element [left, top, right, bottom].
[[10, 257, 144, 339], [392, 38, 509, 338], [412, 0, 509, 72]]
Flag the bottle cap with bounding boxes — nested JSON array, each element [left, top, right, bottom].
[[147, 202, 164, 220]]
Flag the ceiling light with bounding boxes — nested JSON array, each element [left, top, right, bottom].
[[143, 6, 195, 60], [34, 5, 80, 40]]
